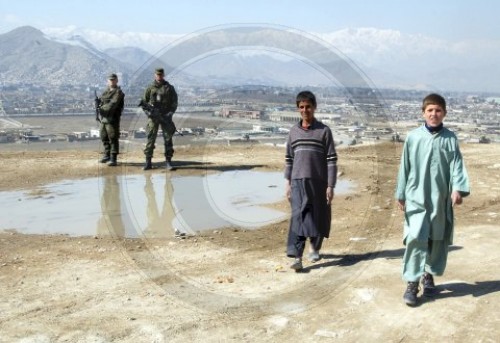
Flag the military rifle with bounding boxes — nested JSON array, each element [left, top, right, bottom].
[[138, 99, 183, 136], [94, 90, 101, 123]]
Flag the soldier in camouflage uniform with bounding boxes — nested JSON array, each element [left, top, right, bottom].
[[140, 68, 178, 170], [98, 73, 125, 166]]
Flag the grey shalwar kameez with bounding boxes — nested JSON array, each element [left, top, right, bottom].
[[285, 119, 337, 258]]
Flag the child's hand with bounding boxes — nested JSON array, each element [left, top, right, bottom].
[[397, 199, 405, 211], [285, 181, 291, 202], [451, 191, 463, 206], [326, 186, 334, 205]]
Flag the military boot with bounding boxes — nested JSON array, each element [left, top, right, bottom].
[[107, 154, 117, 166], [165, 157, 174, 170], [143, 157, 152, 170], [100, 154, 110, 163]]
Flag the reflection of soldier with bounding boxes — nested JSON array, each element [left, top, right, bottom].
[[140, 68, 178, 170], [143, 173, 176, 238], [98, 73, 125, 166], [96, 175, 126, 238]]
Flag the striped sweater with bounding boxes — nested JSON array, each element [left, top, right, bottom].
[[284, 119, 338, 187]]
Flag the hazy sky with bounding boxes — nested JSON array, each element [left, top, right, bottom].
[[1, 0, 499, 41]]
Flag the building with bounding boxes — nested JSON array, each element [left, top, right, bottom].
[[268, 110, 342, 123], [220, 108, 261, 119]]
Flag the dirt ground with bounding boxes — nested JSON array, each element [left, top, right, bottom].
[[0, 137, 499, 343]]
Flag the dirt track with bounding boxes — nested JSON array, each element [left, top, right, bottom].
[[0, 140, 499, 342]]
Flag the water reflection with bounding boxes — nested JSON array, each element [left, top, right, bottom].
[[96, 173, 177, 238], [96, 174, 123, 238], [143, 173, 176, 238], [0, 171, 319, 238], [170, 171, 292, 233]]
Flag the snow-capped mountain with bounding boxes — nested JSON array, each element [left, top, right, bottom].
[[2, 25, 500, 92]]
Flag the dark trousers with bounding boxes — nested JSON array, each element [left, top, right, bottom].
[[100, 121, 120, 155], [286, 229, 324, 258], [144, 118, 174, 158]]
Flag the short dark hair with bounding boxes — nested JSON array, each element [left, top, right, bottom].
[[296, 91, 317, 108], [422, 93, 446, 112]]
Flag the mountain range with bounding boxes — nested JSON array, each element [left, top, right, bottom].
[[0, 26, 129, 86], [1, 25, 499, 93]]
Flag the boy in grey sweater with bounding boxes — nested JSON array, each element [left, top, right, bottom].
[[285, 91, 338, 271]]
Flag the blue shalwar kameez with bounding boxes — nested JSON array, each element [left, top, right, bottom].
[[395, 125, 470, 282]]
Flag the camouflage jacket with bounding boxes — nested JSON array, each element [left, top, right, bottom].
[[99, 86, 125, 122], [142, 80, 178, 115]]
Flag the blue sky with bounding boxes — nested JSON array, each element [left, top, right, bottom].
[[1, 0, 499, 41]]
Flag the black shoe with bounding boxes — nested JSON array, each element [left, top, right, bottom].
[[100, 155, 110, 163], [421, 272, 437, 297], [308, 251, 320, 263], [107, 154, 117, 166], [403, 281, 419, 306], [143, 157, 152, 170], [165, 157, 174, 170], [290, 258, 303, 272]]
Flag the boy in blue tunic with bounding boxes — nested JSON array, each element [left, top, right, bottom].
[[395, 93, 470, 306]]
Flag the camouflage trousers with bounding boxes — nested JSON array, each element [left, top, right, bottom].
[[100, 120, 120, 155], [144, 118, 175, 158]]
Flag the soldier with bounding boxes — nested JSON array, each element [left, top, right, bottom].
[[140, 68, 178, 170], [98, 73, 125, 166]]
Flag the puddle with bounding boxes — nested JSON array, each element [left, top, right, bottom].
[[0, 171, 354, 238]]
